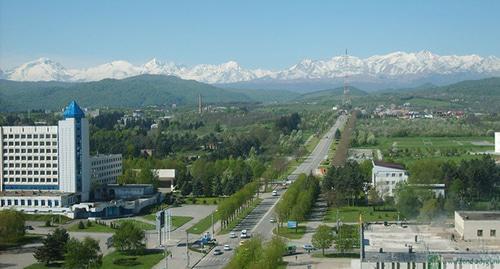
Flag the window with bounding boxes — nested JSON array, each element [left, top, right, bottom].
[[34, 200, 39, 206], [491, 230, 496, 237], [478, 230, 483, 237]]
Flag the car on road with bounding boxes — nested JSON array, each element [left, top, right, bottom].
[[229, 232, 237, 238], [213, 249, 223, 255], [270, 218, 276, 223], [303, 244, 315, 251], [223, 244, 231, 251], [240, 229, 249, 238], [272, 190, 278, 196], [25, 225, 34, 230]]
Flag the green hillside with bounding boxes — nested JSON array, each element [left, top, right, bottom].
[[0, 75, 254, 111], [295, 86, 368, 102]]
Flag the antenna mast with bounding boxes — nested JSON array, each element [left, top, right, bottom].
[[343, 49, 351, 107]]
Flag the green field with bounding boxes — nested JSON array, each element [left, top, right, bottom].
[[142, 215, 193, 229], [114, 219, 155, 231], [324, 206, 399, 223], [353, 136, 494, 165], [187, 212, 220, 235], [273, 225, 306, 239]]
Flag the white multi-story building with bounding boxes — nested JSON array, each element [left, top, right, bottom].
[[90, 154, 122, 185], [371, 160, 409, 198], [0, 101, 91, 213]]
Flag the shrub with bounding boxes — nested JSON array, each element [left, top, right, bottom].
[[86, 220, 93, 228], [78, 221, 85, 229], [45, 220, 51, 227]]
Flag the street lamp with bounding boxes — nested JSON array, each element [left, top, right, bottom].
[[211, 209, 218, 237]]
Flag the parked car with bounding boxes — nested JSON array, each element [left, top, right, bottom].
[[25, 225, 34, 230], [213, 249, 223, 255], [303, 244, 315, 252], [223, 244, 231, 251], [229, 232, 237, 238], [272, 190, 278, 196], [270, 218, 276, 223]]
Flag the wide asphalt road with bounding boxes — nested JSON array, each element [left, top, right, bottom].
[[193, 114, 348, 269]]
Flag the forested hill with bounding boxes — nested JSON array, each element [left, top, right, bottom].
[[0, 75, 255, 111]]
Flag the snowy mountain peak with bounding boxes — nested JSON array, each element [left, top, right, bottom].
[[2, 51, 500, 86]]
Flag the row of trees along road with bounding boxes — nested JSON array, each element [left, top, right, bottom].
[[322, 160, 371, 207], [275, 174, 320, 229], [218, 181, 259, 230], [225, 236, 286, 269]]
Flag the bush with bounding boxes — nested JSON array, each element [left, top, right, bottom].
[[86, 220, 93, 228], [203, 200, 207, 204], [45, 220, 52, 227], [113, 257, 141, 266], [78, 221, 85, 229]]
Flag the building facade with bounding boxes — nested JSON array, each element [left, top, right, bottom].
[[0, 101, 91, 213], [455, 211, 500, 240], [90, 154, 122, 185], [371, 160, 408, 198]]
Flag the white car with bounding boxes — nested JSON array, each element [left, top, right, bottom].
[[223, 244, 231, 251], [272, 190, 278, 196], [229, 232, 237, 238], [240, 229, 249, 238]]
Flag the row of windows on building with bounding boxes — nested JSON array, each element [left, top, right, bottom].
[[379, 172, 405, 177], [3, 140, 57, 147], [3, 169, 58, 175], [1, 198, 60, 207], [2, 177, 58, 183], [91, 164, 121, 171], [3, 162, 58, 168], [477, 229, 496, 237], [3, 155, 58, 161], [93, 170, 121, 178], [3, 148, 58, 154], [2, 133, 57, 139], [91, 158, 122, 166]]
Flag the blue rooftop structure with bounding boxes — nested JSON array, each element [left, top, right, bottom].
[[63, 101, 85, 119]]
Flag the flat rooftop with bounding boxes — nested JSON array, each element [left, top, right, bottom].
[[365, 223, 500, 254], [456, 211, 500, 221]]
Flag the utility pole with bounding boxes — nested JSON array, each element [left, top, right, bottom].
[[186, 231, 190, 268], [211, 212, 215, 237], [164, 244, 168, 269]]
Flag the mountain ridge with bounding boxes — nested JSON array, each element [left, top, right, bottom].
[[3, 51, 500, 90]]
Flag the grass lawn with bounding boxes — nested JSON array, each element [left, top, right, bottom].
[[114, 219, 155, 231], [25, 250, 164, 269], [324, 206, 399, 223], [24, 214, 71, 224], [142, 215, 193, 229], [219, 198, 263, 235], [0, 234, 44, 251], [273, 225, 306, 239], [183, 196, 225, 205], [67, 221, 115, 233], [187, 211, 220, 235], [101, 250, 164, 269]]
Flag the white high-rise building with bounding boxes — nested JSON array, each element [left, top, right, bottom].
[[0, 101, 91, 213]]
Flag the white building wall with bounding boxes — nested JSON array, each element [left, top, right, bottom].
[[58, 119, 76, 194], [58, 118, 90, 201], [372, 165, 408, 198]]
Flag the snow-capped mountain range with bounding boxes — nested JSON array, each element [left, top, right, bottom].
[[2, 51, 500, 88]]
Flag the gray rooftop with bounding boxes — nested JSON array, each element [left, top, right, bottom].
[[457, 211, 500, 221]]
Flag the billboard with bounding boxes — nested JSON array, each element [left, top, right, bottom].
[[287, 221, 297, 229]]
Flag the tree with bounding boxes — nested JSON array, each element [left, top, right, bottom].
[[334, 225, 359, 253], [117, 168, 136, 185], [0, 210, 25, 245], [34, 228, 69, 265], [334, 129, 341, 140], [64, 237, 102, 269], [312, 225, 334, 256], [112, 221, 145, 254], [419, 198, 440, 221], [409, 160, 444, 184], [78, 221, 85, 229], [394, 184, 422, 218]]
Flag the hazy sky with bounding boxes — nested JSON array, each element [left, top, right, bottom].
[[1, 0, 499, 70]]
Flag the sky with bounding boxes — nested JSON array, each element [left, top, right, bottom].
[[1, 0, 500, 70]]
